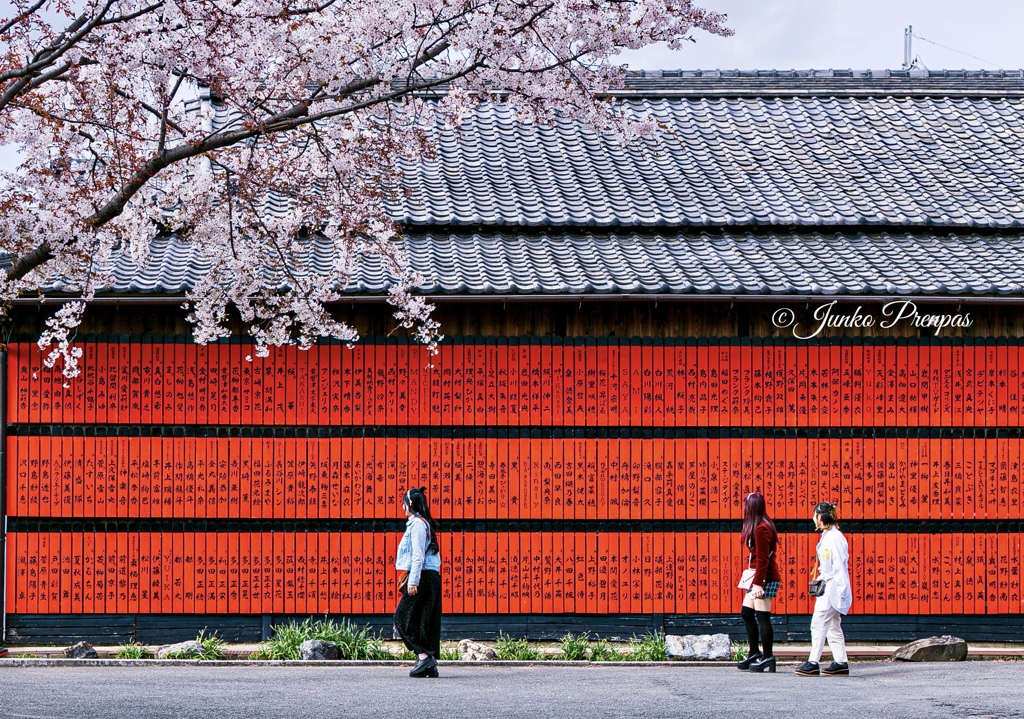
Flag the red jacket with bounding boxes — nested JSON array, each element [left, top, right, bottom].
[[749, 522, 781, 587]]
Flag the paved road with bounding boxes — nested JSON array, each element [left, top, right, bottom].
[[1, 662, 1021, 719]]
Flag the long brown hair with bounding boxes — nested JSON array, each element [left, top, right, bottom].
[[741, 492, 776, 547]]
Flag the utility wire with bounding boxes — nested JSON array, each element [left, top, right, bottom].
[[912, 32, 1005, 69]]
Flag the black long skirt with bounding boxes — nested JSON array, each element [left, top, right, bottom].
[[393, 569, 442, 657]]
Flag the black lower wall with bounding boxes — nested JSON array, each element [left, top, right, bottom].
[[5, 614, 1022, 645]]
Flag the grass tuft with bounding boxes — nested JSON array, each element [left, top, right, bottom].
[[558, 632, 592, 661], [115, 642, 153, 659], [249, 618, 392, 661], [494, 632, 541, 661], [438, 647, 462, 661], [624, 632, 667, 662], [196, 629, 227, 661], [166, 629, 225, 660], [588, 637, 623, 662]]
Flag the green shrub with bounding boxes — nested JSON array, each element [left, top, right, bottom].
[[732, 643, 748, 662], [166, 630, 225, 660], [624, 632, 667, 662], [438, 646, 461, 661], [312, 618, 390, 660], [559, 632, 592, 661], [116, 642, 153, 659], [494, 632, 541, 661], [196, 629, 227, 661], [249, 618, 392, 661], [585, 637, 620, 662]]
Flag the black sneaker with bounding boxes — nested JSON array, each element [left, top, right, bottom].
[[822, 661, 849, 676], [795, 660, 820, 676], [409, 655, 438, 677]]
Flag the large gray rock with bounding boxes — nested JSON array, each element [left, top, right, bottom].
[[157, 640, 205, 659], [666, 633, 731, 661], [300, 639, 339, 660], [458, 639, 497, 661], [63, 641, 99, 659], [892, 636, 968, 662]]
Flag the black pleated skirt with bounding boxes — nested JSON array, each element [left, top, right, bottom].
[[393, 569, 442, 657]]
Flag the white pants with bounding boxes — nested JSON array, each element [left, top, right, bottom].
[[809, 599, 847, 663]]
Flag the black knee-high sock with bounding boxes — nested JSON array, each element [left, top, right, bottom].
[[755, 610, 774, 658], [741, 605, 759, 655]]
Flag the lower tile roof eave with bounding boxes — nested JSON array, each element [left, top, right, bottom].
[[11, 292, 1024, 306]]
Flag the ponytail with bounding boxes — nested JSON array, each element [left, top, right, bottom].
[[814, 501, 840, 529]]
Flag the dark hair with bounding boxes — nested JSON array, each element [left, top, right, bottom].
[[404, 487, 439, 554], [740, 492, 776, 547], [814, 501, 840, 529]]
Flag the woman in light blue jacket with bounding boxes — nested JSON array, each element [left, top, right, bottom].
[[393, 486, 442, 678]]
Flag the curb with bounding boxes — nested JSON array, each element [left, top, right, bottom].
[[0, 658, 811, 668]]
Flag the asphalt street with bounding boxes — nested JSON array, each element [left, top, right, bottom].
[[1, 662, 1021, 719]]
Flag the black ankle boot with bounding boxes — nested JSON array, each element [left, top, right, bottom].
[[748, 655, 777, 673], [736, 651, 762, 670]]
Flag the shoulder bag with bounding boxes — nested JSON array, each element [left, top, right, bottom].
[[737, 553, 756, 591], [808, 555, 826, 597]]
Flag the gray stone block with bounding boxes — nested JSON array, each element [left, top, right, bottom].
[[892, 635, 968, 662], [156, 640, 205, 659], [299, 640, 339, 661], [63, 641, 99, 659], [665, 633, 731, 660], [458, 639, 497, 661]]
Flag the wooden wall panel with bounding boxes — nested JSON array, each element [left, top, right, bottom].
[[6, 336, 1023, 617], [10, 339, 1024, 427], [9, 436, 1021, 521], [8, 532, 1019, 616]]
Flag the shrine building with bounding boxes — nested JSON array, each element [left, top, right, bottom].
[[3, 69, 1024, 644]]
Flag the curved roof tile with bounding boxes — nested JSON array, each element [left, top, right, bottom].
[[56, 231, 1024, 297]]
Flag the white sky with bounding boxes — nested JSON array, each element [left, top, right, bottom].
[[618, 0, 1024, 72], [2, 0, 1017, 172]]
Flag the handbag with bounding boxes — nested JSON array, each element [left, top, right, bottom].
[[737, 554, 756, 590], [808, 556, 826, 597]]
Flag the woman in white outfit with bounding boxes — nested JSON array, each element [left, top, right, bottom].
[[796, 502, 852, 677]]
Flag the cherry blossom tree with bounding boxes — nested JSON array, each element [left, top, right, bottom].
[[0, 0, 730, 376]]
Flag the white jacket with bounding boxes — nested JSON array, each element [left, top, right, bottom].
[[816, 528, 853, 615]]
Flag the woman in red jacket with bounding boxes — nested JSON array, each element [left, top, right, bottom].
[[737, 491, 781, 673]]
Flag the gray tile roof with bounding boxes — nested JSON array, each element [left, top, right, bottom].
[[78, 74, 1024, 297], [415, 69, 1024, 97], [390, 95, 1024, 229], [206, 74, 1024, 230], [51, 231, 1024, 296]]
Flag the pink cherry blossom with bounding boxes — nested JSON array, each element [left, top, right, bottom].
[[0, 0, 731, 377]]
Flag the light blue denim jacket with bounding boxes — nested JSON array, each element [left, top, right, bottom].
[[395, 515, 441, 587]]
